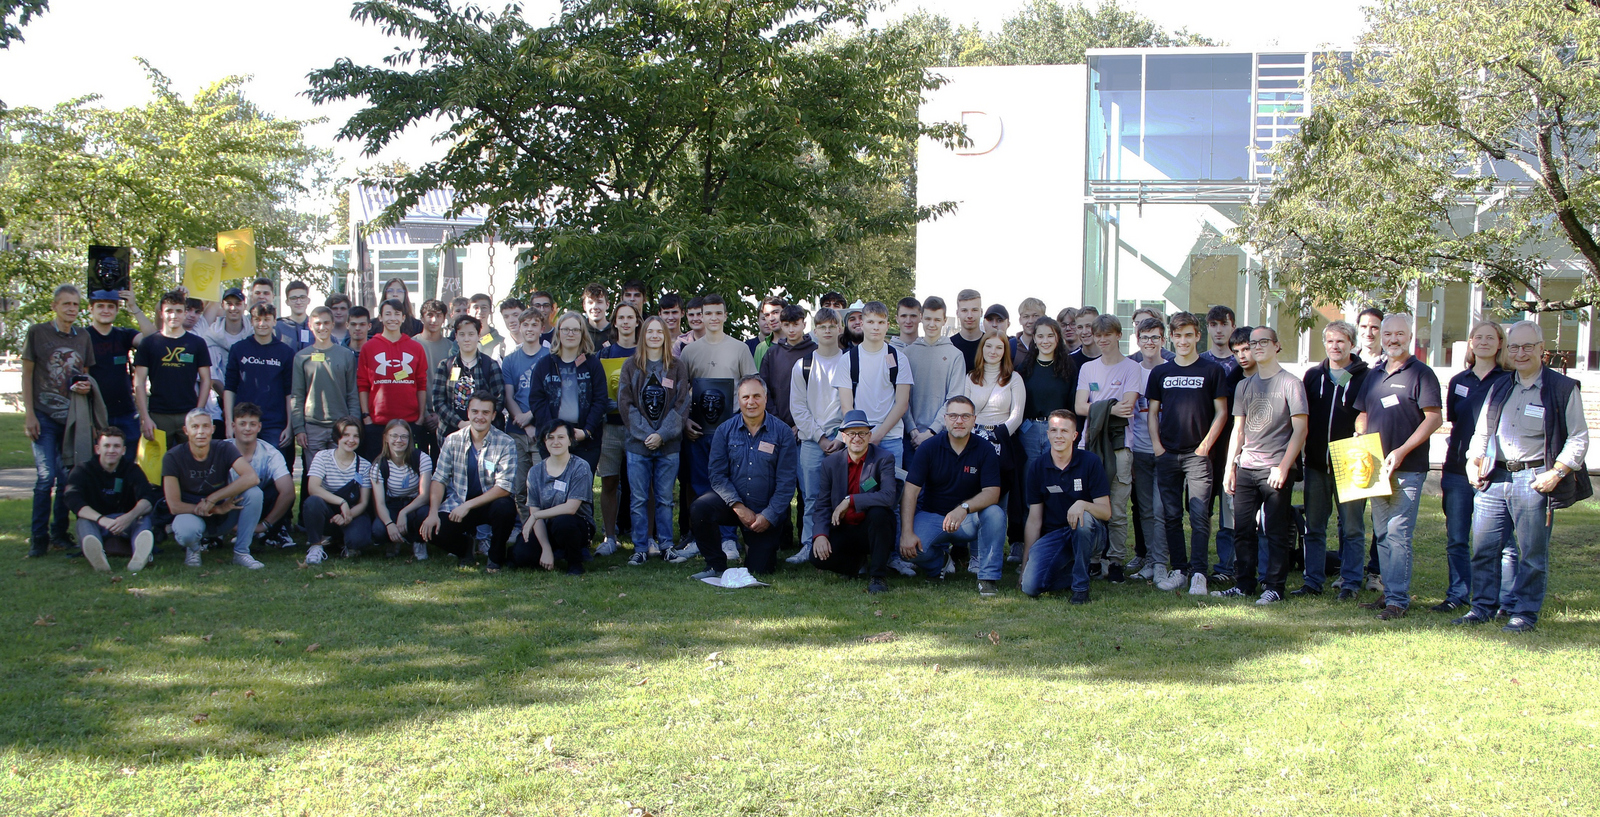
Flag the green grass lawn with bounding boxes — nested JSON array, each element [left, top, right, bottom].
[[0, 413, 38, 469], [2, 495, 1597, 816]]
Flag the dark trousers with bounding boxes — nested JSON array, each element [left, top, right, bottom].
[[690, 491, 784, 574], [303, 479, 373, 552], [370, 495, 428, 546], [514, 514, 594, 571], [1156, 451, 1214, 575], [1231, 466, 1294, 594], [813, 507, 895, 579], [436, 496, 518, 563]]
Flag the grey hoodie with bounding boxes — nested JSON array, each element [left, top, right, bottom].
[[899, 335, 969, 436]]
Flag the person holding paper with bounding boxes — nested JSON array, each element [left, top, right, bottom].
[[1299, 320, 1372, 600], [810, 410, 898, 592], [1352, 314, 1443, 620], [1457, 321, 1590, 633], [686, 375, 798, 580]]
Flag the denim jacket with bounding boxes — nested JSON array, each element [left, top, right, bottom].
[[709, 411, 799, 525]]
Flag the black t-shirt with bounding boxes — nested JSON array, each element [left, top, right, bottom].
[[1069, 347, 1099, 368], [1354, 356, 1442, 473], [1020, 356, 1079, 419], [1145, 357, 1228, 453], [134, 332, 212, 414], [905, 431, 1000, 516], [1025, 449, 1111, 535], [950, 333, 981, 373], [161, 440, 242, 504], [88, 326, 140, 417]]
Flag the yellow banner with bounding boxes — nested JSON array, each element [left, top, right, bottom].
[[217, 228, 256, 279], [603, 356, 627, 402], [183, 248, 223, 301], [1329, 434, 1393, 502]]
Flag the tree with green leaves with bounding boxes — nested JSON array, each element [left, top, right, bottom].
[[986, 0, 1218, 66], [0, 62, 335, 350], [0, 0, 47, 49], [309, 0, 961, 330], [1237, 0, 1600, 316]]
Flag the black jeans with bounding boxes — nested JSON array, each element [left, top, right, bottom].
[[1231, 466, 1294, 594], [370, 495, 428, 546], [514, 514, 594, 571], [813, 507, 895, 579], [435, 496, 518, 563], [1156, 450, 1214, 576], [690, 491, 785, 574], [303, 480, 371, 551]]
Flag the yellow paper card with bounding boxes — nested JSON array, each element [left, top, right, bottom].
[[1329, 434, 1393, 502], [217, 229, 256, 279], [138, 429, 166, 485], [602, 357, 626, 401], [183, 248, 222, 301]]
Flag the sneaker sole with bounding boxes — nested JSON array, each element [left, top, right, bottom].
[[128, 531, 154, 572], [82, 536, 110, 572]]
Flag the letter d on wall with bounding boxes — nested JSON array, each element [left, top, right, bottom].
[[954, 111, 1003, 156]]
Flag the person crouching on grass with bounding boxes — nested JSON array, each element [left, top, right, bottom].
[[421, 391, 519, 570], [520, 421, 596, 574], [369, 419, 433, 560], [302, 417, 373, 564]]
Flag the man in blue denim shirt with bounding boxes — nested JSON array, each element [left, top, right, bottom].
[[688, 375, 798, 579]]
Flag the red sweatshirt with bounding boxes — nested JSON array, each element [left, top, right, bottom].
[[358, 334, 428, 425]]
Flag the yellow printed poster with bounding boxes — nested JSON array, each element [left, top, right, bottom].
[[184, 248, 223, 301], [217, 228, 256, 279], [1329, 434, 1392, 502], [603, 357, 627, 402]]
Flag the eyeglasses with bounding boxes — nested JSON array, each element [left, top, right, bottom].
[[1507, 343, 1542, 354], [559, 327, 581, 333], [945, 412, 976, 421], [1137, 335, 1164, 343], [1247, 339, 1276, 348]]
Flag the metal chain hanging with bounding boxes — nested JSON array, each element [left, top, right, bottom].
[[484, 232, 497, 303]]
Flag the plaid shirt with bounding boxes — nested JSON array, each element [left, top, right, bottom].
[[432, 352, 505, 432], [430, 425, 517, 513]]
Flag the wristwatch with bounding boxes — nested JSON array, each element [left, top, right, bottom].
[[960, 502, 971, 511]]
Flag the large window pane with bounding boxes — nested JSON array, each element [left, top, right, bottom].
[[1088, 56, 1142, 181], [1144, 55, 1252, 181]]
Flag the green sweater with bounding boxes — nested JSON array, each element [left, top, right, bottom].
[[290, 344, 361, 433]]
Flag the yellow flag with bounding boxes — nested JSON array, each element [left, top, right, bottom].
[[217, 228, 256, 279], [184, 248, 223, 301]]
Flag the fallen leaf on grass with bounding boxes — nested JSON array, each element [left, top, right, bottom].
[[191, 713, 208, 724], [414, 579, 427, 584], [296, 561, 308, 570], [244, 689, 256, 698], [931, 663, 942, 673], [167, 607, 175, 615], [201, 634, 212, 643], [631, 678, 648, 686], [874, 610, 883, 617], [90, 667, 106, 674], [624, 804, 656, 817], [14, 570, 24, 577], [305, 643, 321, 653], [987, 630, 1001, 645], [618, 593, 627, 598], [126, 588, 147, 597], [554, 599, 565, 605], [1200, 625, 1214, 630], [706, 651, 722, 662], [33, 615, 55, 626], [1511, 678, 1520, 685], [863, 631, 898, 644], [113, 636, 124, 642], [110, 576, 123, 584]]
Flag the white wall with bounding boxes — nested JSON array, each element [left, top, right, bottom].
[[916, 65, 1087, 322]]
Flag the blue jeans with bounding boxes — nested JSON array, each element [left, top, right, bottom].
[[30, 415, 70, 543], [108, 412, 142, 465], [1370, 470, 1425, 609], [1018, 419, 1049, 470], [798, 439, 824, 545], [1303, 466, 1367, 592], [74, 513, 153, 555], [905, 505, 1007, 580], [172, 486, 264, 554], [1020, 517, 1104, 595], [626, 451, 679, 546], [1469, 468, 1553, 622], [1439, 471, 1478, 605], [1156, 451, 1213, 576]]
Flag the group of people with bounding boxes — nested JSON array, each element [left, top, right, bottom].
[[23, 279, 1587, 632]]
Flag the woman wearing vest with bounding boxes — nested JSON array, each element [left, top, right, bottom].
[[303, 417, 373, 563], [962, 330, 1027, 568], [596, 302, 642, 556], [520, 421, 596, 574], [617, 316, 690, 565], [1439, 320, 1514, 613], [369, 419, 434, 561]]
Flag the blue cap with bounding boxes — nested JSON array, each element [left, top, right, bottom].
[[838, 409, 872, 430], [88, 290, 121, 303], [222, 287, 245, 302]]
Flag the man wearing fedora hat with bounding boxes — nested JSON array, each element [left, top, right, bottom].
[[811, 409, 899, 593]]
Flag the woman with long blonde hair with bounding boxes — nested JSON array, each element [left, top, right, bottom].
[[1439, 320, 1513, 613], [616, 316, 691, 564]]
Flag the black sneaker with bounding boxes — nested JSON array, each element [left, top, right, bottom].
[[27, 538, 48, 558], [1335, 588, 1357, 601], [1208, 570, 1234, 586], [1451, 611, 1492, 626], [1501, 616, 1536, 633], [1289, 585, 1323, 597], [977, 579, 998, 597], [1430, 600, 1465, 612], [1107, 564, 1125, 584], [867, 578, 888, 594], [1069, 590, 1090, 605]]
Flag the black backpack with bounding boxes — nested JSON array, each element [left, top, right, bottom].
[[844, 344, 900, 391], [376, 448, 423, 494]]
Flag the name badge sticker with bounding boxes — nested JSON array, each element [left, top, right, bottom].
[[1380, 394, 1400, 408], [1454, 384, 1470, 398], [481, 333, 495, 344], [1525, 404, 1545, 420], [1073, 479, 1083, 492], [113, 355, 127, 365], [450, 366, 461, 382], [1089, 382, 1100, 392], [662, 377, 674, 389], [862, 476, 878, 491], [553, 479, 567, 493], [1046, 484, 1063, 494], [301, 330, 311, 343], [758, 441, 775, 454], [178, 353, 194, 363], [310, 352, 326, 362], [113, 477, 123, 492]]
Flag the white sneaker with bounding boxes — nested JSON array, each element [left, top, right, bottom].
[[184, 548, 202, 567], [1256, 589, 1283, 605], [1364, 573, 1384, 592], [596, 537, 619, 557], [82, 535, 110, 572], [413, 541, 428, 561], [1156, 568, 1187, 591], [1134, 561, 1156, 581], [942, 554, 956, 575], [887, 555, 917, 577], [128, 530, 153, 572], [1189, 572, 1208, 595], [233, 552, 265, 570], [305, 544, 326, 564], [786, 542, 813, 564], [665, 541, 700, 564], [721, 539, 740, 563]]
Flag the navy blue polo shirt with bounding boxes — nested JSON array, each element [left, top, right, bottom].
[[1443, 366, 1510, 474], [1025, 449, 1111, 535], [905, 431, 999, 516], [1354, 355, 1442, 473]]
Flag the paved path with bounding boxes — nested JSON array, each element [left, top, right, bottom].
[[0, 467, 33, 498]]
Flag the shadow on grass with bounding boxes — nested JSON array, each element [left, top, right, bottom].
[[2, 498, 1598, 763]]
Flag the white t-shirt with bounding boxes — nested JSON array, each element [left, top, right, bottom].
[[309, 449, 371, 489], [368, 451, 435, 499], [1078, 356, 1149, 448], [834, 344, 914, 438], [231, 440, 289, 483]]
